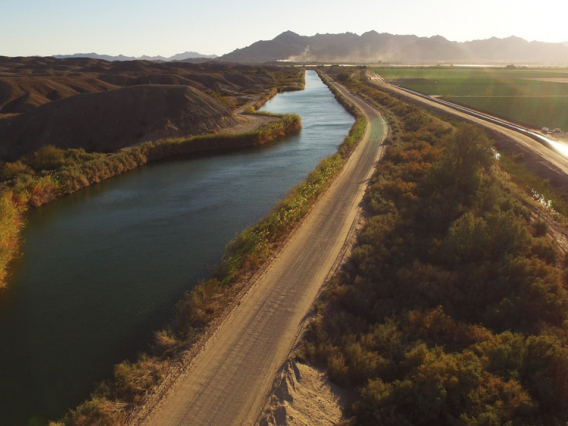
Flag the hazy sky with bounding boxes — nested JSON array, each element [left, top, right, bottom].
[[1, 0, 567, 57]]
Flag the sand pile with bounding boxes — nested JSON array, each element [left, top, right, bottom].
[[258, 360, 347, 426]]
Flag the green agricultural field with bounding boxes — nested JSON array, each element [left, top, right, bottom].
[[373, 67, 568, 130]]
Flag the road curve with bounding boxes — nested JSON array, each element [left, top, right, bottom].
[[367, 73, 568, 179], [139, 78, 387, 426]]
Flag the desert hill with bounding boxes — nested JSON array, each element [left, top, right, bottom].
[[0, 56, 275, 115], [0, 84, 236, 159], [221, 31, 568, 64], [0, 57, 288, 160], [0, 76, 119, 114]]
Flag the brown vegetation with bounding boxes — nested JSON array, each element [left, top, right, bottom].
[[49, 75, 365, 426], [300, 75, 568, 425]]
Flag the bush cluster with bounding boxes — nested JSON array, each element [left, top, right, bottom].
[[302, 78, 568, 425]]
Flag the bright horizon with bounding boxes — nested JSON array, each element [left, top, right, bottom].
[[1, 0, 567, 58]]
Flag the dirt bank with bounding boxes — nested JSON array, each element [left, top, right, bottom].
[[0, 84, 236, 159], [257, 361, 349, 426], [135, 78, 387, 426]]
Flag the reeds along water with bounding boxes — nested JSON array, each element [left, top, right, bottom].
[[0, 70, 354, 424]]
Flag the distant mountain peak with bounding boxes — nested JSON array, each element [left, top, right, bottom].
[[279, 30, 299, 36], [428, 35, 449, 41], [505, 35, 525, 41], [274, 31, 303, 41]]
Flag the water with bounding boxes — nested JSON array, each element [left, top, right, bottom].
[[0, 70, 354, 425]]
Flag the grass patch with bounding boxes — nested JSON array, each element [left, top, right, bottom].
[[374, 67, 568, 130], [445, 96, 568, 130]]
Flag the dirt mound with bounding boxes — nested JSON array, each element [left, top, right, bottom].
[[258, 361, 348, 426], [0, 58, 278, 115], [179, 72, 274, 92], [0, 84, 236, 159], [0, 76, 119, 113]]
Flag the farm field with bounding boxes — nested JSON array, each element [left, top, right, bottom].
[[373, 67, 568, 130]]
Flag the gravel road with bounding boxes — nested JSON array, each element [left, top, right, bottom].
[[139, 79, 387, 426]]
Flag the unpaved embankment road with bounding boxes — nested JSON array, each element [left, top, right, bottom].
[[368, 73, 568, 179], [139, 80, 387, 426]]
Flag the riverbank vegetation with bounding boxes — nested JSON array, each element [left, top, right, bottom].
[[49, 74, 367, 425], [299, 73, 568, 425], [272, 67, 306, 92], [247, 69, 306, 112], [0, 113, 301, 291]]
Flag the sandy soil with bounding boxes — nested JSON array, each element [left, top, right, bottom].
[[223, 110, 278, 134], [0, 57, 276, 114], [134, 79, 387, 426], [257, 361, 348, 426], [0, 85, 237, 159]]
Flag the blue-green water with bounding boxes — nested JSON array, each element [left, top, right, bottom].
[[0, 70, 354, 425]]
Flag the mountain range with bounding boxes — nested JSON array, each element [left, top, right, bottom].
[[53, 51, 217, 62], [47, 33, 568, 65], [220, 31, 568, 64]]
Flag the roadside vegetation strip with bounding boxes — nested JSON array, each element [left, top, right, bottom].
[[0, 113, 300, 291], [299, 75, 568, 425], [374, 66, 568, 131], [54, 73, 368, 426], [444, 95, 568, 133], [498, 152, 568, 218], [365, 69, 568, 222]]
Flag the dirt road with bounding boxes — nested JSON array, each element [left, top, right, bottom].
[[224, 113, 277, 134], [139, 80, 387, 426], [367, 74, 568, 180]]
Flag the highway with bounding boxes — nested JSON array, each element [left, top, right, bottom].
[[367, 71, 568, 180]]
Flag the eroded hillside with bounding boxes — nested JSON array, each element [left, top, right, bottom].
[[0, 57, 302, 159]]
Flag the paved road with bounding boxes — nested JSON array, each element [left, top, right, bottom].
[[139, 79, 387, 426], [367, 72, 568, 178]]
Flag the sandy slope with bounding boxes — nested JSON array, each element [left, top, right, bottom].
[[0, 85, 237, 158], [257, 361, 348, 426], [137, 79, 387, 426]]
